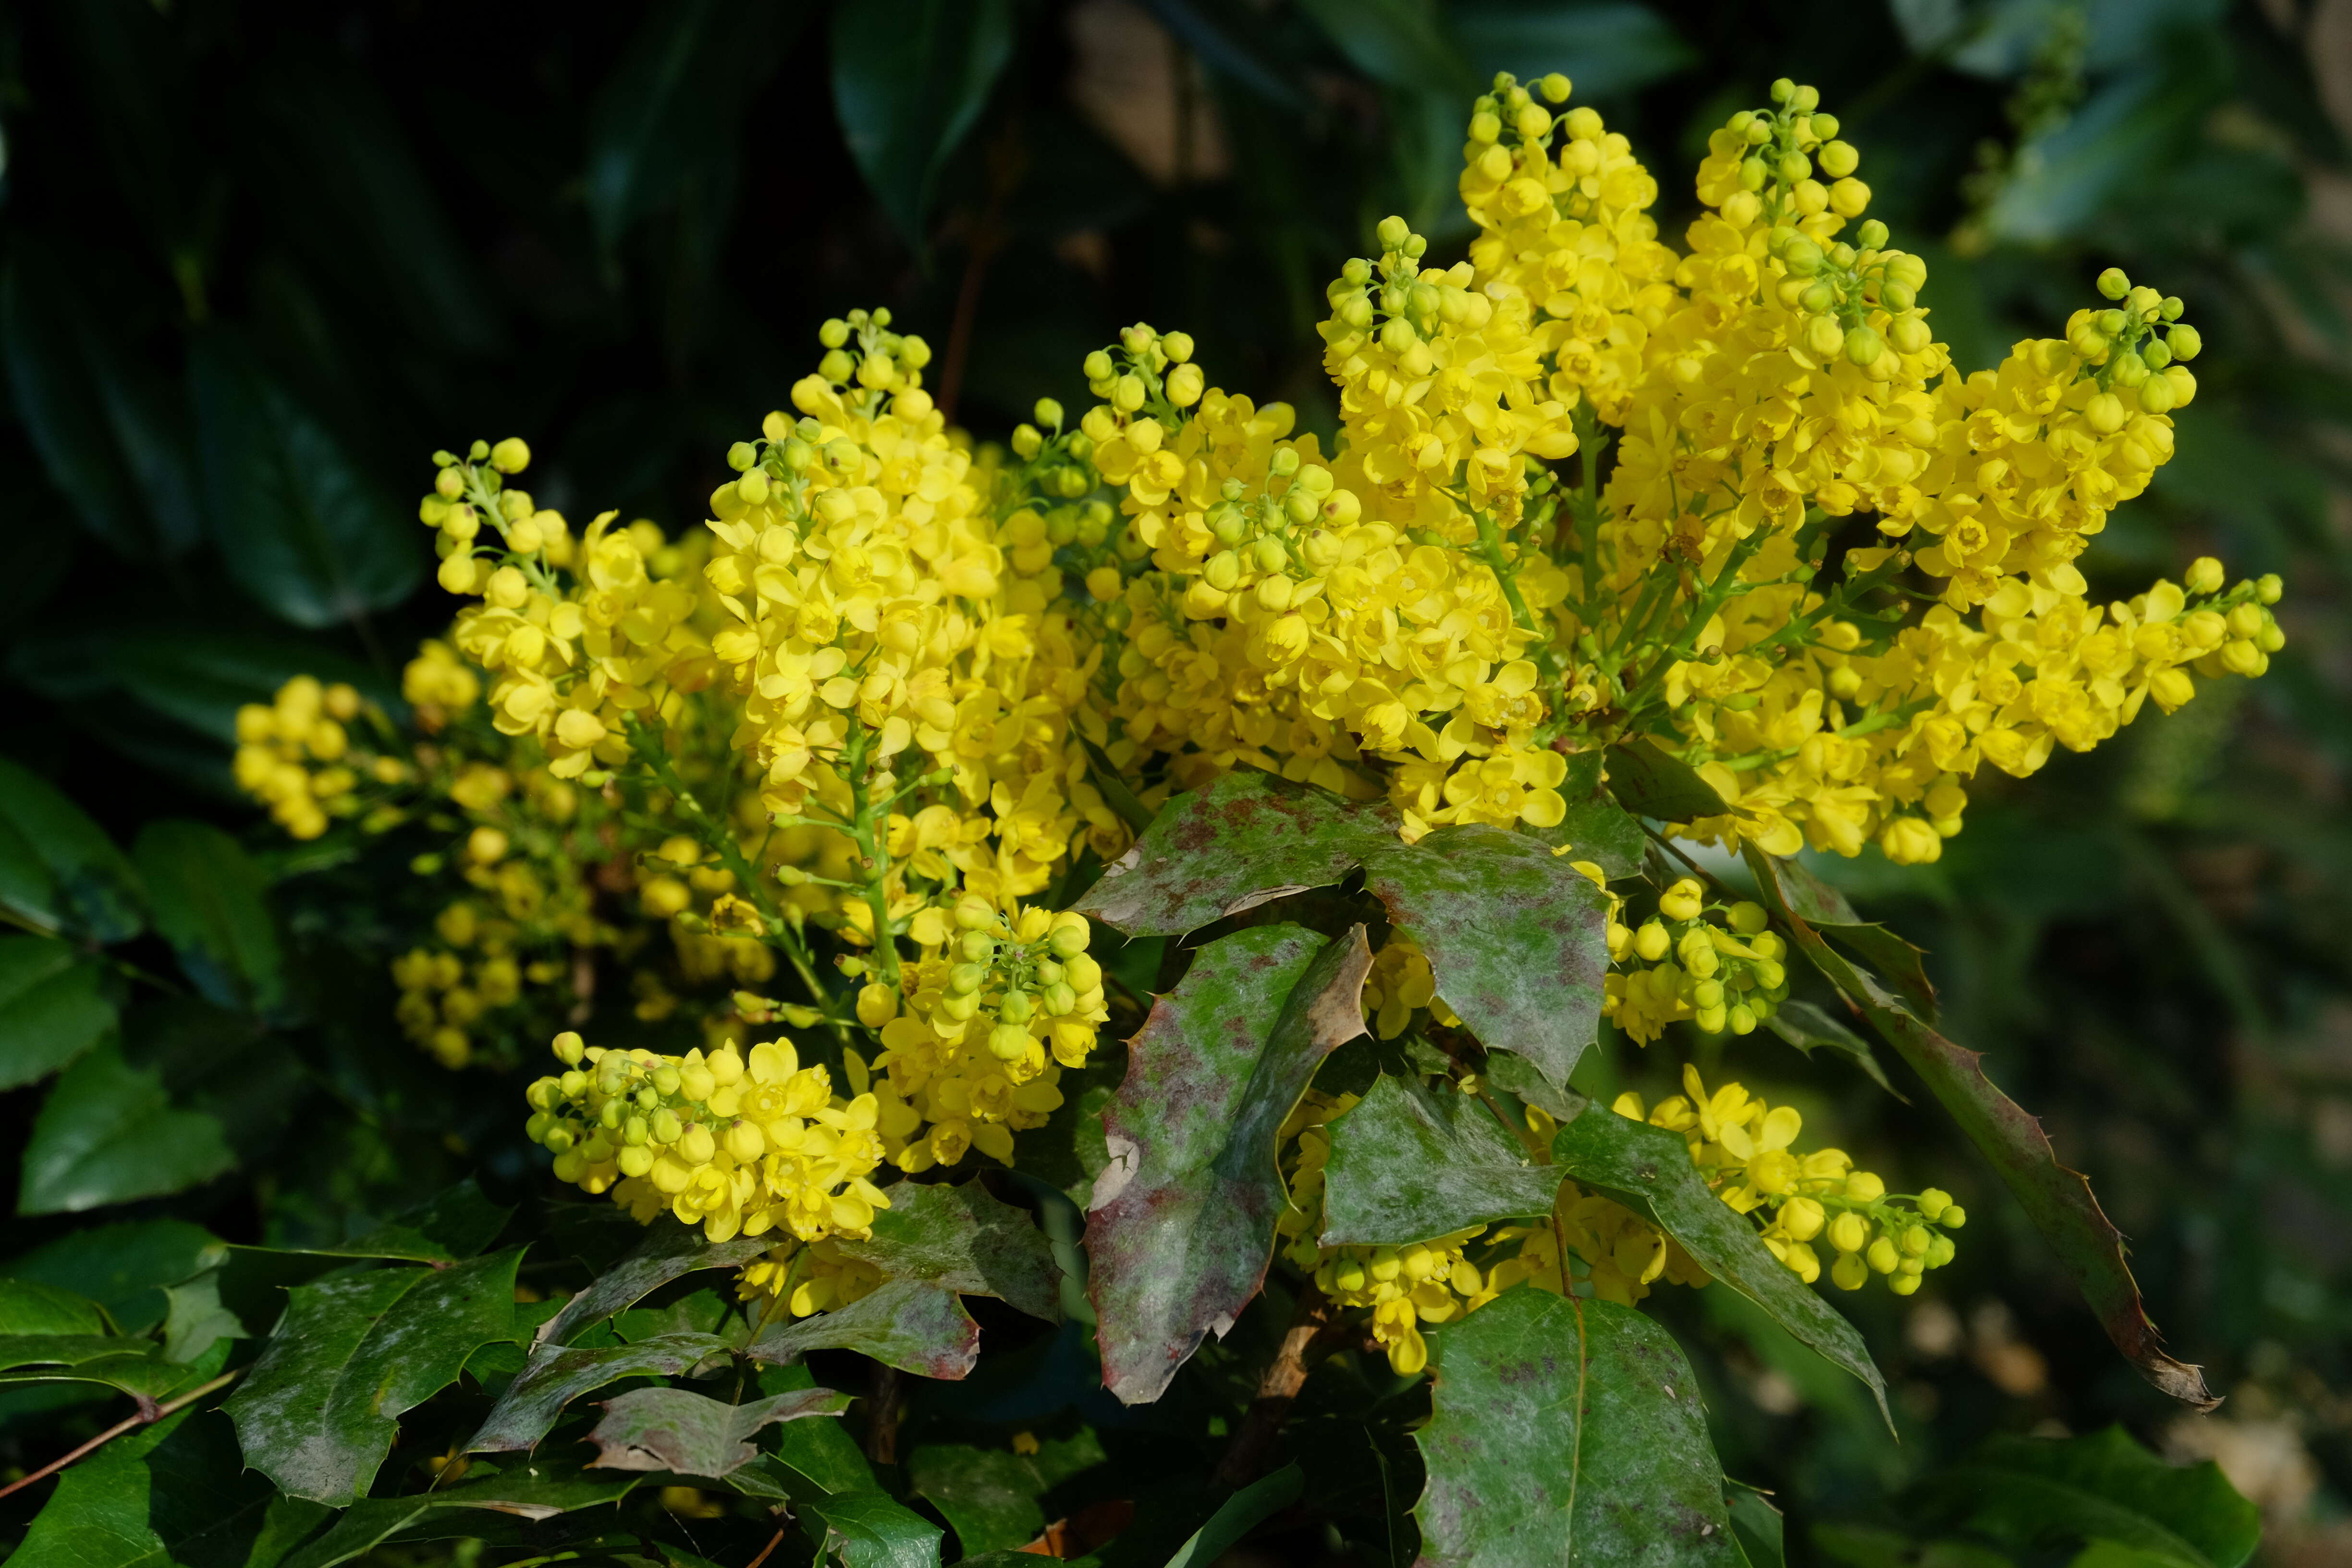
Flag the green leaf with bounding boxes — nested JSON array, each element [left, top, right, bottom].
[[583, 1384, 850, 1478], [831, 0, 1015, 251], [1728, 1488, 1786, 1568], [469, 1331, 735, 1455], [909, 1432, 1106, 1556], [224, 1250, 523, 1504], [0, 1330, 227, 1409], [1549, 1104, 1889, 1423], [1450, 1, 1697, 99], [278, 1465, 655, 1568], [1762, 855, 1939, 1023], [1911, 1428, 2259, 1568], [1164, 1463, 1304, 1568], [12, 1408, 333, 1568], [802, 1489, 948, 1568], [1086, 922, 1371, 1404], [0, 754, 147, 943], [1080, 771, 1611, 1085], [841, 1178, 1063, 1324], [1295, 0, 1470, 96], [1528, 753, 1646, 880], [1320, 1071, 1561, 1245], [747, 1178, 1061, 1378], [1762, 999, 1899, 1097], [1415, 1289, 1743, 1568], [1364, 822, 1611, 1087], [0, 935, 118, 1090], [159, 1268, 245, 1366], [536, 1223, 775, 1348], [188, 332, 422, 630], [18, 1035, 235, 1214], [0, 1276, 110, 1335], [0, 242, 202, 559], [323, 1178, 514, 1266], [749, 1274, 985, 1380], [1743, 843, 2218, 1411], [583, 0, 802, 256], [133, 820, 285, 1016], [1604, 737, 1732, 822]]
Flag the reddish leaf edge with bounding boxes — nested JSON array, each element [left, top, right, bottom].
[[1739, 841, 2219, 1413]]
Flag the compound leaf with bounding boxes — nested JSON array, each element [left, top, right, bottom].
[[1086, 922, 1371, 1405], [1415, 1289, 1743, 1568], [226, 1250, 523, 1503]]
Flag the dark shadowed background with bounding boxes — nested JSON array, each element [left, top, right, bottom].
[[1, 0, 2349, 1560]]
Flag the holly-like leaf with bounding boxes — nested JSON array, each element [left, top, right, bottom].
[[188, 332, 422, 630], [1319, 1071, 1560, 1245], [1080, 771, 1610, 1085], [831, 0, 1015, 252], [4, 1221, 223, 1343], [803, 1489, 949, 1568], [536, 1222, 774, 1348], [1415, 1288, 1743, 1568], [750, 1274, 982, 1380], [0, 1329, 227, 1408], [11, 1408, 331, 1568], [747, 1178, 1061, 1379], [132, 821, 285, 1016], [1755, 852, 1938, 1022], [225, 1250, 523, 1504], [1764, 998, 1899, 1096], [1744, 842, 2218, 1411], [320, 1178, 514, 1266], [584, 1384, 850, 1478], [909, 1431, 1107, 1556], [1604, 737, 1734, 822], [279, 1465, 656, 1568], [0, 755, 146, 943], [1362, 822, 1610, 1087], [1550, 1103, 1889, 1423], [18, 1035, 236, 1215], [469, 1331, 734, 1455], [840, 1178, 1063, 1323], [1087, 922, 1372, 1405], [1910, 1427, 2259, 1568], [0, 935, 117, 1091]]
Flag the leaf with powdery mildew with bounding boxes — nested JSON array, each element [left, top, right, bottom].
[[1075, 770, 1388, 937], [1078, 771, 1612, 1086], [585, 1384, 850, 1478], [1745, 841, 2218, 1411], [226, 1251, 522, 1503], [534, 1224, 774, 1348], [1086, 922, 1372, 1405], [747, 1178, 1061, 1379], [750, 1276, 984, 1380], [1551, 1102, 1888, 1426], [1415, 1289, 1745, 1568], [468, 1332, 734, 1455], [1319, 1071, 1561, 1245], [1357, 823, 1610, 1088]]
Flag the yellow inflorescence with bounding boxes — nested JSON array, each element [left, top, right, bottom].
[[237, 72, 2267, 1335]]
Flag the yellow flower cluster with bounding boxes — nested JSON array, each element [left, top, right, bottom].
[[233, 676, 403, 839], [1604, 881, 1789, 1044], [1617, 1066, 1962, 1294], [530, 1030, 890, 1246], [866, 896, 1105, 1171], [736, 1238, 882, 1317]]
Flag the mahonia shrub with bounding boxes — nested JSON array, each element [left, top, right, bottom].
[[21, 70, 2259, 1568]]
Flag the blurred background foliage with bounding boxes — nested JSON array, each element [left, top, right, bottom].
[[0, 0, 2349, 1560]]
